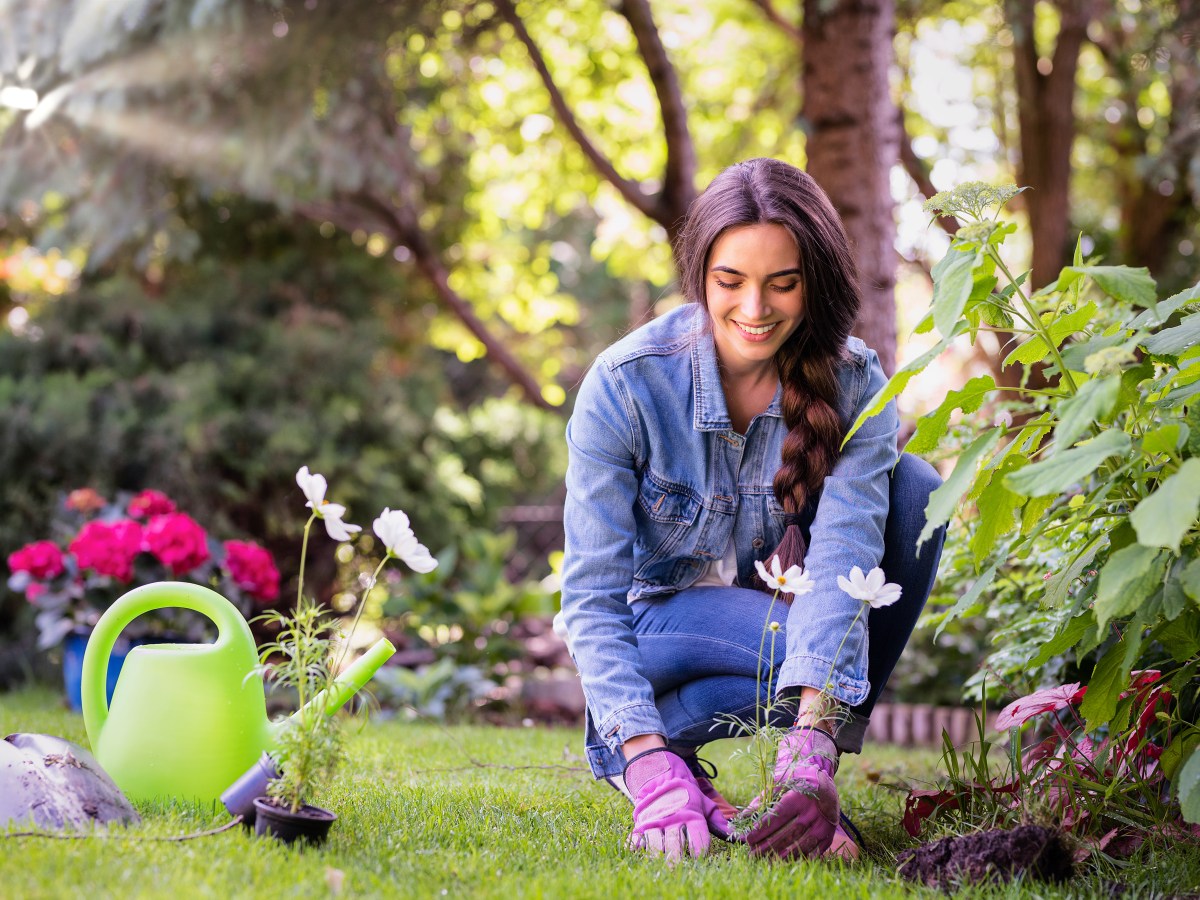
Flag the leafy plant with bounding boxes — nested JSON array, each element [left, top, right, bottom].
[[848, 181, 1200, 819], [380, 527, 557, 668], [370, 657, 497, 722], [255, 595, 345, 814], [255, 465, 438, 814], [904, 672, 1192, 860]]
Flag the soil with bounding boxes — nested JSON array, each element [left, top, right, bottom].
[[897, 825, 1074, 890]]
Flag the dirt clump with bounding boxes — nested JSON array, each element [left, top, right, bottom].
[[897, 824, 1073, 890]]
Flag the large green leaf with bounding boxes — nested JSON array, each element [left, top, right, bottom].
[[970, 456, 1026, 565], [1003, 302, 1098, 369], [1130, 279, 1200, 329], [1029, 609, 1096, 667], [905, 376, 995, 456], [1053, 375, 1119, 452], [1095, 543, 1167, 630], [1181, 557, 1200, 605], [918, 428, 1002, 548], [1056, 265, 1157, 307], [1041, 536, 1104, 610], [1144, 312, 1200, 356], [1004, 429, 1130, 497], [1179, 746, 1200, 824], [932, 247, 980, 340], [1130, 458, 1200, 552], [1156, 609, 1200, 661], [843, 330, 962, 445], [1080, 625, 1145, 732]]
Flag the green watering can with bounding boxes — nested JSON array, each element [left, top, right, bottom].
[[82, 582, 394, 804]]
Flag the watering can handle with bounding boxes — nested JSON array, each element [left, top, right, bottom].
[[81, 581, 255, 750]]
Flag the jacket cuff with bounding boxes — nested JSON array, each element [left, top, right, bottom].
[[595, 702, 666, 752], [776, 655, 870, 707]]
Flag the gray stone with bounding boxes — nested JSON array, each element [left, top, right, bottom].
[[1, 733, 140, 830]]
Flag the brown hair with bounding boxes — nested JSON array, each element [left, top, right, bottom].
[[674, 159, 861, 592]]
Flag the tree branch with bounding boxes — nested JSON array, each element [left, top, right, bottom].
[[897, 111, 958, 237], [748, 0, 803, 43], [492, 0, 659, 223], [617, 0, 697, 236], [295, 192, 557, 413]]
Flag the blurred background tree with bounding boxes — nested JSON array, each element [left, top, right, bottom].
[[0, 0, 1197, 704]]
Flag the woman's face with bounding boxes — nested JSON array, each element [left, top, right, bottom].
[[704, 222, 804, 376]]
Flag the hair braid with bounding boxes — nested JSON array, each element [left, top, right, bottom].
[[672, 158, 862, 598]]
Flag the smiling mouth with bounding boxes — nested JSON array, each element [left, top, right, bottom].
[[734, 321, 779, 336]]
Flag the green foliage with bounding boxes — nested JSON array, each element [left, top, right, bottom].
[[0, 240, 567, 594], [909, 677, 1184, 857], [369, 656, 497, 722], [254, 596, 346, 814], [860, 181, 1200, 817], [380, 527, 557, 668]]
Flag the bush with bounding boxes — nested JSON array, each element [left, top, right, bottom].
[[855, 182, 1200, 818], [0, 250, 567, 617]]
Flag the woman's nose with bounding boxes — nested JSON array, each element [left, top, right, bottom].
[[740, 286, 768, 318]]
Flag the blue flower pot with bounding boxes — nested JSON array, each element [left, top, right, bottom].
[[62, 630, 133, 714]]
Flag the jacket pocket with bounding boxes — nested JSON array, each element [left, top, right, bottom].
[[633, 470, 701, 570]]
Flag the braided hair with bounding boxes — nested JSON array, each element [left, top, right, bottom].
[[673, 159, 861, 595]]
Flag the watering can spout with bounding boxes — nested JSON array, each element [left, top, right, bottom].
[[273, 637, 395, 738]]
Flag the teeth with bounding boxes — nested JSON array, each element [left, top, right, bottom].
[[738, 322, 777, 335]]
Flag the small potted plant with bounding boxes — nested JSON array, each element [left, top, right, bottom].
[[250, 594, 345, 845], [233, 466, 437, 845]]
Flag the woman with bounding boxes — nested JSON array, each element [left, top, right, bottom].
[[558, 158, 945, 862]]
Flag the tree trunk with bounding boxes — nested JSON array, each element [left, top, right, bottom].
[[1118, 0, 1199, 278], [1006, 0, 1094, 290], [802, 0, 899, 374]]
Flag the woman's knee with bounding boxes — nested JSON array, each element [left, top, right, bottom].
[[892, 452, 942, 510]]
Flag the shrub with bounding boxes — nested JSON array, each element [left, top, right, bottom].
[[850, 182, 1200, 818]]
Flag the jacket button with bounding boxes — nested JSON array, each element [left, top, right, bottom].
[[752, 537, 764, 549]]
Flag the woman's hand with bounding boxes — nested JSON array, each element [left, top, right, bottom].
[[623, 748, 730, 861], [745, 727, 839, 859]]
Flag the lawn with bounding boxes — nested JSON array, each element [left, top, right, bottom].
[[1, 686, 1196, 899]]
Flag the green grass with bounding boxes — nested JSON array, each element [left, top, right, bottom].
[[1, 686, 1196, 899]]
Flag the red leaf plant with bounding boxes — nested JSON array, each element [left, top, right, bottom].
[[904, 672, 1194, 861]]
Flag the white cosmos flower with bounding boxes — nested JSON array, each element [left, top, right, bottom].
[[837, 565, 902, 609], [754, 555, 814, 596], [373, 508, 438, 573], [296, 466, 361, 541], [296, 466, 327, 507]]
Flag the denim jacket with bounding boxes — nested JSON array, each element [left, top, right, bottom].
[[561, 302, 899, 751]]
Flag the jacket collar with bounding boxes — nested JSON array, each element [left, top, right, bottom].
[[689, 304, 783, 431]]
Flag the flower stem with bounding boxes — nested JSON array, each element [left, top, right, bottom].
[[296, 513, 316, 608], [334, 554, 392, 674]]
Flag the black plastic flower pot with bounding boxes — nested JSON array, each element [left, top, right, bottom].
[[221, 753, 280, 827], [252, 797, 337, 846]]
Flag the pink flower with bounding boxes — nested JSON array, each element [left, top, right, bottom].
[[143, 513, 210, 575], [994, 683, 1087, 730], [70, 519, 145, 582], [25, 582, 48, 603], [127, 489, 177, 519], [7, 540, 66, 580], [224, 540, 280, 603], [65, 488, 107, 513]]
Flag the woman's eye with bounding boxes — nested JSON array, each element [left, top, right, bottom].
[[714, 278, 740, 290], [771, 282, 799, 293]]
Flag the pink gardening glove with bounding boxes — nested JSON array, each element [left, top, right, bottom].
[[623, 748, 731, 860], [746, 727, 839, 860]]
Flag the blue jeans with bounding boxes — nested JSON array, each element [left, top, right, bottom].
[[583, 453, 946, 779]]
